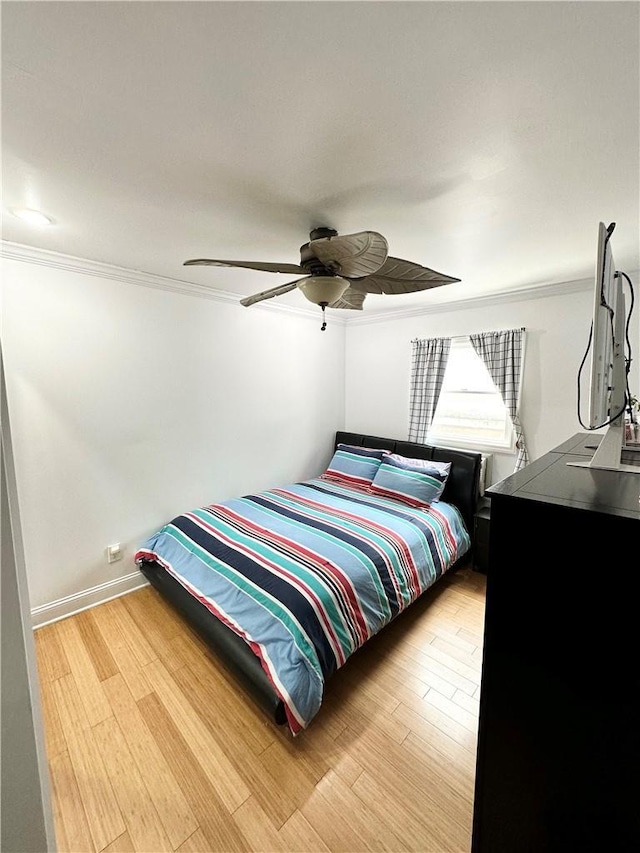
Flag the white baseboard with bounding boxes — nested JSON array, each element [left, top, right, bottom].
[[31, 570, 149, 629]]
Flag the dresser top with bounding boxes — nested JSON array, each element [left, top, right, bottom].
[[487, 433, 640, 520]]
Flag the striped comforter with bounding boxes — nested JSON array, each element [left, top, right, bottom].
[[135, 478, 470, 733]]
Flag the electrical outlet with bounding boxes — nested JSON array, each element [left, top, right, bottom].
[[106, 543, 123, 564]]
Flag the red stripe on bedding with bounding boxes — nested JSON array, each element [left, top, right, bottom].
[[274, 487, 423, 603], [183, 511, 348, 667], [208, 503, 370, 648]]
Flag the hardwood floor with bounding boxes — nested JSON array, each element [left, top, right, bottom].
[[35, 564, 486, 853]]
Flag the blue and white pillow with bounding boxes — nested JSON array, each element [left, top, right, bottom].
[[370, 452, 451, 507], [320, 444, 387, 487]]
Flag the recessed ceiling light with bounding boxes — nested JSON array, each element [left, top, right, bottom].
[[10, 207, 54, 226]]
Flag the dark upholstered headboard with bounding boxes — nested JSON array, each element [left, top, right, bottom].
[[335, 431, 482, 539]]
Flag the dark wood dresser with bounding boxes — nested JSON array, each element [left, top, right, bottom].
[[472, 433, 640, 852]]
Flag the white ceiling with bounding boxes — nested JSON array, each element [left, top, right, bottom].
[[2, 1, 639, 318]]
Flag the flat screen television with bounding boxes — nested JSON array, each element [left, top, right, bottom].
[[571, 221, 639, 473]]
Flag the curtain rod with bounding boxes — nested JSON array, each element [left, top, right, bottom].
[[411, 327, 525, 343]]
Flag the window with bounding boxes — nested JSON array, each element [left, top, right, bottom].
[[427, 339, 514, 451]]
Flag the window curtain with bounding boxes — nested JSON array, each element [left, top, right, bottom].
[[408, 337, 451, 443], [469, 328, 529, 470]]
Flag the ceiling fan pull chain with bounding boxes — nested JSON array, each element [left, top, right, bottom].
[[321, 304, 327, 332]]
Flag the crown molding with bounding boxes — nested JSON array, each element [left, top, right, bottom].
[[348, 276, 595, 326], [5, 241, 634, 329], [1, 241, 347, 325]]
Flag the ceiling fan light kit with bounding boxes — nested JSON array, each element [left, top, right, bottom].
[[298, 274, 351, 331], [184, 228, 460, 331], [298, 276, 350, 306]]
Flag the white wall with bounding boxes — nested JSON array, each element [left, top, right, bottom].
[[1, 256, 345, 612], [3, 250, 638, 615], [344, 279, 639, 486]]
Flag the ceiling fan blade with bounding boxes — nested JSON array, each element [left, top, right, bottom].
[[239, 279, 306, 307], [309, 231, 388, 278], [353, 256, 460, 294], [329, 288, 367, 311], [184, 258, 306, 274]]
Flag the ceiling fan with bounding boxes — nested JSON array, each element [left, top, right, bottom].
[[184, 228, 460, 330]]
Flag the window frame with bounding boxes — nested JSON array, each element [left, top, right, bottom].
[[425, 337, 518, 454]]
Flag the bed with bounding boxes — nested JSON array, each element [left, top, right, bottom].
[[135, 431, 482, 733]]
